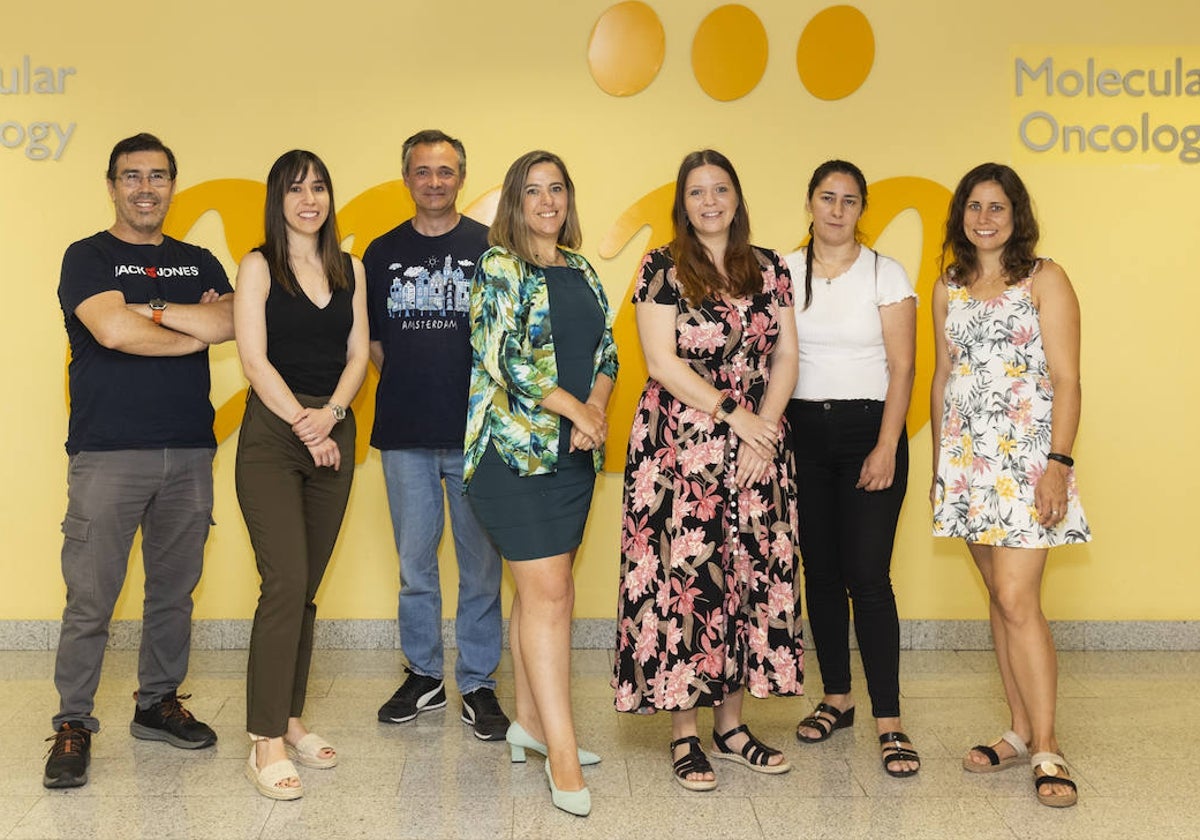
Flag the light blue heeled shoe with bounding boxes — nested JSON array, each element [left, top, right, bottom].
[[506, 721, 601, 766], [545, 761, 591, 817]]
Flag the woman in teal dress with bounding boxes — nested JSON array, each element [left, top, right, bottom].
[[464, 150, 617, 817]]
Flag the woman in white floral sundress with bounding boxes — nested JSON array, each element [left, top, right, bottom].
[[931, 163, 1090, 809]]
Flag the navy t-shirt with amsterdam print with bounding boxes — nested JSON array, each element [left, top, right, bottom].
[[57, 231, 232, 455], [364, 216, 488, 450]]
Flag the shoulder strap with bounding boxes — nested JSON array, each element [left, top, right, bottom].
[[1022, 257, 1045, 292]]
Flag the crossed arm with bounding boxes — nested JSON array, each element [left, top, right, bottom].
[[75, 288, 234, 356]]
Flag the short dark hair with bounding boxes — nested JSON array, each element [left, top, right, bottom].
[[106, 133, 177, 181], [401, 129, 466, 178]]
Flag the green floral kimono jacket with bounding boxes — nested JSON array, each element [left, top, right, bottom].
[[463, 245, 618, 486]]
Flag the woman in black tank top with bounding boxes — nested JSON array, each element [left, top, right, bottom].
[[232, 150, 369, 800]]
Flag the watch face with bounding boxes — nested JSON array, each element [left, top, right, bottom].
[[721, 396, 739, 415], [149, 298, 167, 310]]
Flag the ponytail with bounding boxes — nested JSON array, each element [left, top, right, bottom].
[[802, 223, 815, 311]]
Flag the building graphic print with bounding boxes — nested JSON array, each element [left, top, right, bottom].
[[385, 255, 473, 319]]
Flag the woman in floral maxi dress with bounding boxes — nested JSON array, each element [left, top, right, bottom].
[[614, 150, 803, 791], [931, 163, 1090, 809]]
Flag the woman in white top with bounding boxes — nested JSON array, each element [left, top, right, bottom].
[[784, 160, 919, 777]]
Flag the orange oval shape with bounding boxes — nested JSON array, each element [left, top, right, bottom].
[[797, 5, 875, 101], [589, 2, 666, 96], [692, 5, 769, 102]]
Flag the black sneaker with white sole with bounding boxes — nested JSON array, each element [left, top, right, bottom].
[[460, 688, 510, 741], [378, 668, 446, 723]]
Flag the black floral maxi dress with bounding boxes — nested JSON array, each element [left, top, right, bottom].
[[614, 246, 804, 713]]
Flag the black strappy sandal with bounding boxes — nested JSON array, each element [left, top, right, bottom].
[[711, 724, 791, 775], [796, 703, 855, 743], [670, 736, 717, 791], [879, 731, 920, 778]]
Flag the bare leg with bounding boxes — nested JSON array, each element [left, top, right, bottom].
[[670, 708, 714, 784], [712, 689, 786, 767], [968, 543, 1033, 760], [508, 590, 543, 741], [507, 553, 583, 792], [988, 546, 1060, 752], [968, 543, 1071, 797]]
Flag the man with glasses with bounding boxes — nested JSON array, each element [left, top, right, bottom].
[[45, 133, 234, 788]]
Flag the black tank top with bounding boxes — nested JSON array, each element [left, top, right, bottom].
[[265, 253, 354, 396]]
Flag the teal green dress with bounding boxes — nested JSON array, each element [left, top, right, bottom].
[[468, 266, 603, 560]]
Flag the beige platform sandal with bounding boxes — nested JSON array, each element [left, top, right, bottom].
[[286, 732, 337, 769], [246, 734, 303, 800]]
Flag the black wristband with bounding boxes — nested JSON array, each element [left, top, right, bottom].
[[1046, 452, 1074, 468]]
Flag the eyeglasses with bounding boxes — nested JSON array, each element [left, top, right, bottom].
[[118, 171, 173, 187]]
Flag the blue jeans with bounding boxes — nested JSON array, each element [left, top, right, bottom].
[[381, 448, 502, 693]]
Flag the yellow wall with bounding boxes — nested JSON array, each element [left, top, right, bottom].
[[3, 1, 1198, 624]]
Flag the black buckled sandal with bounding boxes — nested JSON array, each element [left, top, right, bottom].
[[711, 724, 791, 775], [670, 735, 717, 791], [796, 703, 855, 743], [879, 731, 920, 778]]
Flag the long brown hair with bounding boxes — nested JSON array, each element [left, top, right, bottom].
[[940, 162, 1039, 285], [262, 150, 351, 296], [669, 149, 760, 305], [489, 150, 582, 267]]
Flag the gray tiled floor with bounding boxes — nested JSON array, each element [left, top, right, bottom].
[[3, 646, 1197, 839]]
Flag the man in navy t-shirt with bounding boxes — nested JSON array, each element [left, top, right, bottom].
[[365, 130, 508, 741], [44, 133, 235, 789]]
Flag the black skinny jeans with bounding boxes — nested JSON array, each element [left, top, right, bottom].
[[786, 399, 907, 719]]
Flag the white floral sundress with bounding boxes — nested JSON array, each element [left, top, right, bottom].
[[932, 262, 1091, 547]]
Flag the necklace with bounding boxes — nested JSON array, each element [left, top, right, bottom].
[[966, 272, 1012, 301], [812, 244, 860, 285]]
